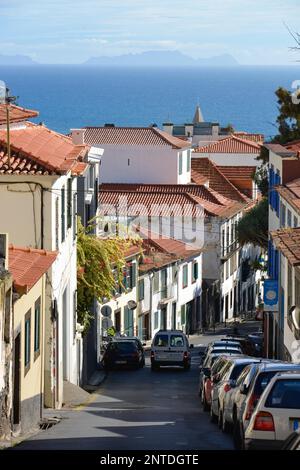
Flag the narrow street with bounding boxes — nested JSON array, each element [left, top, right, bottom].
[[15, 345, 234, 450]]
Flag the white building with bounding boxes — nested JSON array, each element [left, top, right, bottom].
[[0, 105, 99, 408], [138, 234, 202, 338], [72, 126, 192, 185]]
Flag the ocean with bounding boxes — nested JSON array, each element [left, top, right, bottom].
[[1, 65, 300, 139]]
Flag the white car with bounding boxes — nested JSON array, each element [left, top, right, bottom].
[[150, 330, 192, 371], [244, 371, 300, 450]]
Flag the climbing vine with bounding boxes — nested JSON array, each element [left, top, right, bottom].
[[77, 218, 141, 333]]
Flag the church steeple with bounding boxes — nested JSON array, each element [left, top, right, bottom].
[[193, 104, 204, 124]]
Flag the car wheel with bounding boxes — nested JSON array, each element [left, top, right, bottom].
[[222, 411, 230, 433], [233, 421, 243, 450], [218, 407, 223, 429], [202, 392, 210, 412], [210, 403, 217, 423]]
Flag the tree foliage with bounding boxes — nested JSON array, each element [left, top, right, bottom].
[[236, 198, 268, 249], [272, 87, 300, 144], [76, 218, 140, 333]]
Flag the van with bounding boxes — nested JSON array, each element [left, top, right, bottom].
[[150, 330, 192, 371]]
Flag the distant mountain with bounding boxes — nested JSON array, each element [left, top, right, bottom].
[[84, 51, 239, 67], [0, 54, 37, 65]]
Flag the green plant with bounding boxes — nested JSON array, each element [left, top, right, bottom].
[[77, 218, 140, 333], [236, 198, 268, 249]]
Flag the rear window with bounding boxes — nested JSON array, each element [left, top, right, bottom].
[[212, 348, 241, 354], [111, 341, 137, 352], [154, 334, 169, 347], [254, 371, 277, 397], [265, 379, 300, 409], [170, 335, 185, 347]]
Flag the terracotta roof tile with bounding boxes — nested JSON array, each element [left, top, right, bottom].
[[9, 245, 57, 294], [0, 148, 53, 175], [71, 161, 89, 176], [217, 165, 256, 180], [84, 126, 190, 149], [233, 132, 264, 143], [194, 135, 261, 154], [0, 122, 90, 174], [0, 104, 39, 125], [99, 183, 244, 218], [191, 158, 248, 202], [271, 227, 300, 266], [276, 182, 300, 215]]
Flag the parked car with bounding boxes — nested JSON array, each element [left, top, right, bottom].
[[282, 429, 300, 450], [224, 335, 257, 356], [206, 345, 243, 357], [150, 330, 192, 371], [102, 339, 145, 369], [114, 335, 146, 352], [232, 361, 300, 449], [244, 371, 300, 450], [199, 353, 243, 411], [205, 340, 242, 354], [210, 357, 261, 430]]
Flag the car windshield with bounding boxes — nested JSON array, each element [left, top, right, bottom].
[[170, 335, 184, 347], [265, 379, 300, 409], [154, 334, 169, 347]]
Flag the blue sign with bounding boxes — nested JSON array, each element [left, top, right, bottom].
[[264, 279, 279, 307]]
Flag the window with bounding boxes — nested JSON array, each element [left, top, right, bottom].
[[89, 165, 94, 189], [181, 305, 186, 325], [186, 153, 191, 172], [288, 263, 293, 312], [192, 261, 198, 283], [129, 263, 136, 289], [153, 272, 159, 293], [124, 306, 134, 336], [178, 153, 183, 175], [73, 291, 77, 342], [170, 335, 184, 347], [287, 209, 292, 228], [230, 290, 233, 309], [182, 264, 188, 288], [55, 197, 59, 250], [24, 310, 31, 373], [222, 229, 225, 256], [61, 186, 66, 242], [294, 216, 298, 228], [73, 193, 77, 240], [226, 226, 230, 249], [154, 311, 159, 330], [265, 379, 300, 409], [138, 279, 144, 301], [154, 334, 169, 347], [34, 298, 41, 359], [280, 203, 286, 227], [67, 178, 72, 229]]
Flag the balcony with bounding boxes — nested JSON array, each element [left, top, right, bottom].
[[158, 284, 175, 305]]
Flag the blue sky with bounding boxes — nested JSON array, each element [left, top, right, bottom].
[[0, 0, 300, 64]]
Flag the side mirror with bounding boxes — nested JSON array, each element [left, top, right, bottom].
[[239, 384, 248, 395]]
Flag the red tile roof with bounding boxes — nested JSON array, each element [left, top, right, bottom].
[[284, 140, 300, 154], [0, 148, 53, 175], [9, 245, 57, 294], [194, 135, 261, 154], [0, 104, 39, 125], [217, 165, 256, 180], [99, 183, 245, 218], [233, 132, 264, 143], [276, 180, 300, 214], [71, 161, 89, 176], [271, 228, 300, 266], [191, 158, 248, 202], [84, 126, 190, 149], [0, 123, 90, 174]]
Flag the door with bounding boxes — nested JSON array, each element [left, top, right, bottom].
[[186, 301, 193, 334], [161, 307, 167, 330], [13, 333, 21, 426], [114, 309, 121, 333]]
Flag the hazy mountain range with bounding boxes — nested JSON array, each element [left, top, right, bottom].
[[0, 51, 239, 67], [84, 51, 239, 67]]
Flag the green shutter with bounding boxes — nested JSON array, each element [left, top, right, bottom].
[[138, 279, 144, 301], [179, 154, 182, 175], [193, 262, 198, 281], [181, 305, 186, 325], [34, 298, 41, 353]]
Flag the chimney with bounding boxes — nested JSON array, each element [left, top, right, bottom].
[[163, 122, 173, 135], [71, 129, 85, 145], [0, 233, 8, 270]]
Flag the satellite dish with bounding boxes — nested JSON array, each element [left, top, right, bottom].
[[102, 317, 113, 330], [101, 305, 112, 317], [290, 306, 300, 330], [127, 300, 137, 310], [0, 80, 6, 104]]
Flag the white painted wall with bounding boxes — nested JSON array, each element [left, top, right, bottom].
[[96, 144, 191, 185], [192, 151, 260, 167]]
